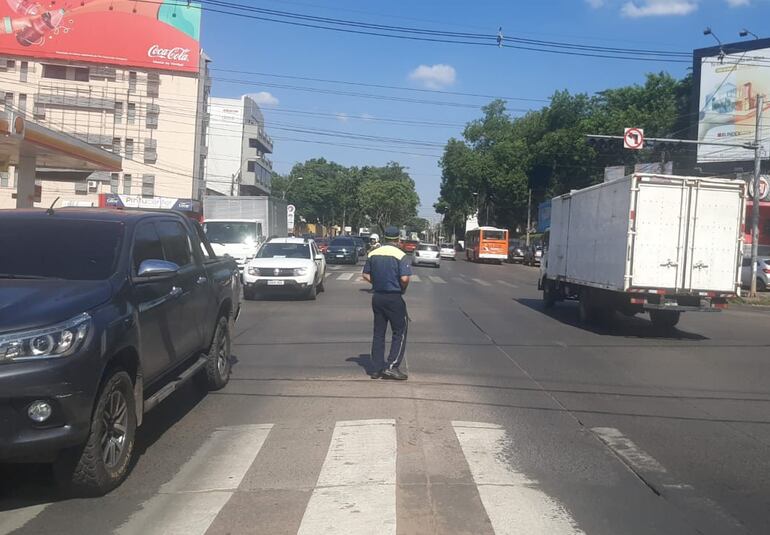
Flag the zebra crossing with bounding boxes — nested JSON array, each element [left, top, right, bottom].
[[2, 420, 724, 535], [322, 271, 521, 288]]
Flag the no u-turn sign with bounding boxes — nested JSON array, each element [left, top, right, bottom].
[[624, 128, 644, 150]]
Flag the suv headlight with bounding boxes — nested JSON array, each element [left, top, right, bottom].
[[293, 267, 309, 276], [0, 313, 92, 363], [247, 266, 259, 276]]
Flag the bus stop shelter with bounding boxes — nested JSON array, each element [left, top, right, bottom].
[[0, 111, 121, 208]]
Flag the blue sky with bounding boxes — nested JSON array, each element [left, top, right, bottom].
[[200, 0, 768, 218]]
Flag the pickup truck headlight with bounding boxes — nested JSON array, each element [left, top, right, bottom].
[[0, 313, 91, 363], [293, 267, 309, 276]]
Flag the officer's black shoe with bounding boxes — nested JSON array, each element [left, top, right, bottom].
[[369, 369, 384, 379], [382, 367, 408, 381]]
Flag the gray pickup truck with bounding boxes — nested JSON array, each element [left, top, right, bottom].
[[0, 208, 241, 495]]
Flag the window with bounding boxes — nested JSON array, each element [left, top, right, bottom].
[[247, 161, 256, 173], [257, 243, 311, 259], [127, 102, 136, 125], [112, 137, 121, 155], [42, 64, 67, 80], [17, 93, 26, 114], [248, 138, 259, 149], [74, 180, 87, 195], [203, 222, 257, 245], [125, 138, 134, 160], [132, 222, 164, 273], [88, 180, 99, 193], [6, 60, 14, 69], [0, 172, 8, 188], [20, 61, 27, 82], [142, 174, 155, 198], [123, 174, 132, 195], [128, 71, 137, 93], [147, 72, 160, 98], [482, 230, 507, 241], [110, 173, 119, 194], [194, 223, 215, 261], [74, 67, 89, 82], [156, 221, 192, 267], [114, 102, 123, 124], [4, 92, 12, 111]]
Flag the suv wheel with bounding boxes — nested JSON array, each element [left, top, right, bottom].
[[55, 370, 136, 496], [204, 316, 232, 390], [306, 282, 317, 300]]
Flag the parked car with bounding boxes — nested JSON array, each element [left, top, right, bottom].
[[325, 237, 358, 264], [314, 237, 329, 254], [413, 243, 441, 268], [740, 257, 770, 291], [244, 237, 326, 300], [524, 245, 543, 266], [439, 243, 456, 260], [0, 208, 240, 495], [508, 240, 525, 263]]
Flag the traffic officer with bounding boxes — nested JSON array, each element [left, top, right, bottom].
[[369, 233, 381, 249], [362, 226, 411, 380]]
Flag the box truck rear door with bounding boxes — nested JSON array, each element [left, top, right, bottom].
[[630, 179, 688, 290], [682, 182, 743, 293]]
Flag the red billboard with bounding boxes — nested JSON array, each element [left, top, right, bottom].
[[0, 0, 201, 72]]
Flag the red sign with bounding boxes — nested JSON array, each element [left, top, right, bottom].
[[623, 128, 644, 150], [0, 1, 201, 72]]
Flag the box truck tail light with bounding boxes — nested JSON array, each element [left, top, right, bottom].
[[629, 210, 635, 221], [630, 297, 646, 305]]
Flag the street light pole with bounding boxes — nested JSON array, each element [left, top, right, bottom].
[[526, 188, 532, 247], [750, 94, 765, 297]]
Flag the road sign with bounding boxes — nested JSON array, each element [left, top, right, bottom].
[[623, 128, 644, 150], [748, 175, 770, 201], [287, 204, 296, 230]]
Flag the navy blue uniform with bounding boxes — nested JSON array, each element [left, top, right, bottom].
[[363, 244, 411, 371]]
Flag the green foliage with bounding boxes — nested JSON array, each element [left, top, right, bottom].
[[277, 159, 419, 232], [435, 72, 694, 236]]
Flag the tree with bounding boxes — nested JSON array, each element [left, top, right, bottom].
[[359, 178, 419, 232]]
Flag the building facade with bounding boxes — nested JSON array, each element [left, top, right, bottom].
[[205, 95, 273, 196], [0, 54, 211, 208]]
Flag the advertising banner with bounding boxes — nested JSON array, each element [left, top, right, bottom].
[[696, 44, 770, 163], [0, 0, 201, 72]]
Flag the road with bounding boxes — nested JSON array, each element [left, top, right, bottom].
[[2, 256, 770, 534]]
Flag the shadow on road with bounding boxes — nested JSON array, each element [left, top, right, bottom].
[[346, 354, 378, 376], [515, 298, 709, 341]]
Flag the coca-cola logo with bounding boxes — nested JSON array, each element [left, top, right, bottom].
[[147, 45, 190, 62]]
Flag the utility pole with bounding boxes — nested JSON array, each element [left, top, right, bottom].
[[750, 94, 765, 297], [525, 188, 532, 247]]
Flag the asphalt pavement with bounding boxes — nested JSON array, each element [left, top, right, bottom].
[[2, 256, 770, 534]]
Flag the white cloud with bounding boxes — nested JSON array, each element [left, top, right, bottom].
[[335, 112, 349, 123], [360, 113, 375, 122], [621, 0, 698, 17], [726, 0, 749, 6], [408, 64, 456, 89], [585, 0, 606, 7], [250, 91, 279, 107]]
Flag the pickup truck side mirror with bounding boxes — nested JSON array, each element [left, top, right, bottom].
[[137, 259, 179, 280]]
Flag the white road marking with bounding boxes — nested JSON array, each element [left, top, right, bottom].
[[453, 421, 583, 535], [324, 272, 333, 278], [298, 419, 397, 535], [472, 278, 491, 287], [117, 424, 273, 535], [410, 274, 421, 282], [337, 272, 355, 281], [496, 280, 519, 288], [429, 276, 447, 284], [591, 427, 666, 474], [453, 277, 470, 284], [0, 504, 50, 534]]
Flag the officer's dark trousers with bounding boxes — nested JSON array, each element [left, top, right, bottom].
[[371, 292, 408, 370]]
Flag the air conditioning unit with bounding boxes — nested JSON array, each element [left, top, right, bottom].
[[88, 180, 98, 192]]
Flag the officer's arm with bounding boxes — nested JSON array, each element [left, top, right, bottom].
[[400, 275, 410, 291], [363, 273, 372, 283], [363, 257, 372, 284]]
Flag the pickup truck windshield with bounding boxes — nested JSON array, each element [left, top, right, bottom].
[[204, 222, 258, 244], [257, 243, 311, 259], [0, 219, 123, 280]]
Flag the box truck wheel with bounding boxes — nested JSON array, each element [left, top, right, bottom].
[[649, 310, 680, 330], [578, 292, 600, 324], [542, 279, 556, 309]]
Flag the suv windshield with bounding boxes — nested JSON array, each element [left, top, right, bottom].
[[0, 219, 123, 280], [204, 222, 258, 244], [257, 242, 310, 259]]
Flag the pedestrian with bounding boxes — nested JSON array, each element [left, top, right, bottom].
[[362, 226, 411, 380]]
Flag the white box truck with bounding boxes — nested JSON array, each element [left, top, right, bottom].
[[539, 173, 746, 329], [203, 196, 288, 273]]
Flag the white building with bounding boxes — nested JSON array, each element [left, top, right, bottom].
[[205, 95, 273, 196]]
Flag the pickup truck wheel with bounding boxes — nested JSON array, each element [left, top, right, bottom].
[[204, 316, 232, 391], [649, 310, 680, 330], [54, 370, 136, 497]]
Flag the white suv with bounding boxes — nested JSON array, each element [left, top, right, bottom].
[[244, 238, 326, 300]]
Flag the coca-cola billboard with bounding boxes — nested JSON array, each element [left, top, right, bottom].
[[0, 0, 201, 73]]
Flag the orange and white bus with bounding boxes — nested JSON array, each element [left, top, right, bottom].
[[465, 227, 509, 263]]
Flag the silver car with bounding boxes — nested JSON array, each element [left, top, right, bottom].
[[741, 257, 769, 291], [413, 243, 441, 268], [439, 243, 456, 260]]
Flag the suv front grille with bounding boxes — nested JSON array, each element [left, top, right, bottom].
[[257, 268, 295, 277]]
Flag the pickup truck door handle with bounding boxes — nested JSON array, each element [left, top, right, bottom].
[[196, 276, 208, 285]]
